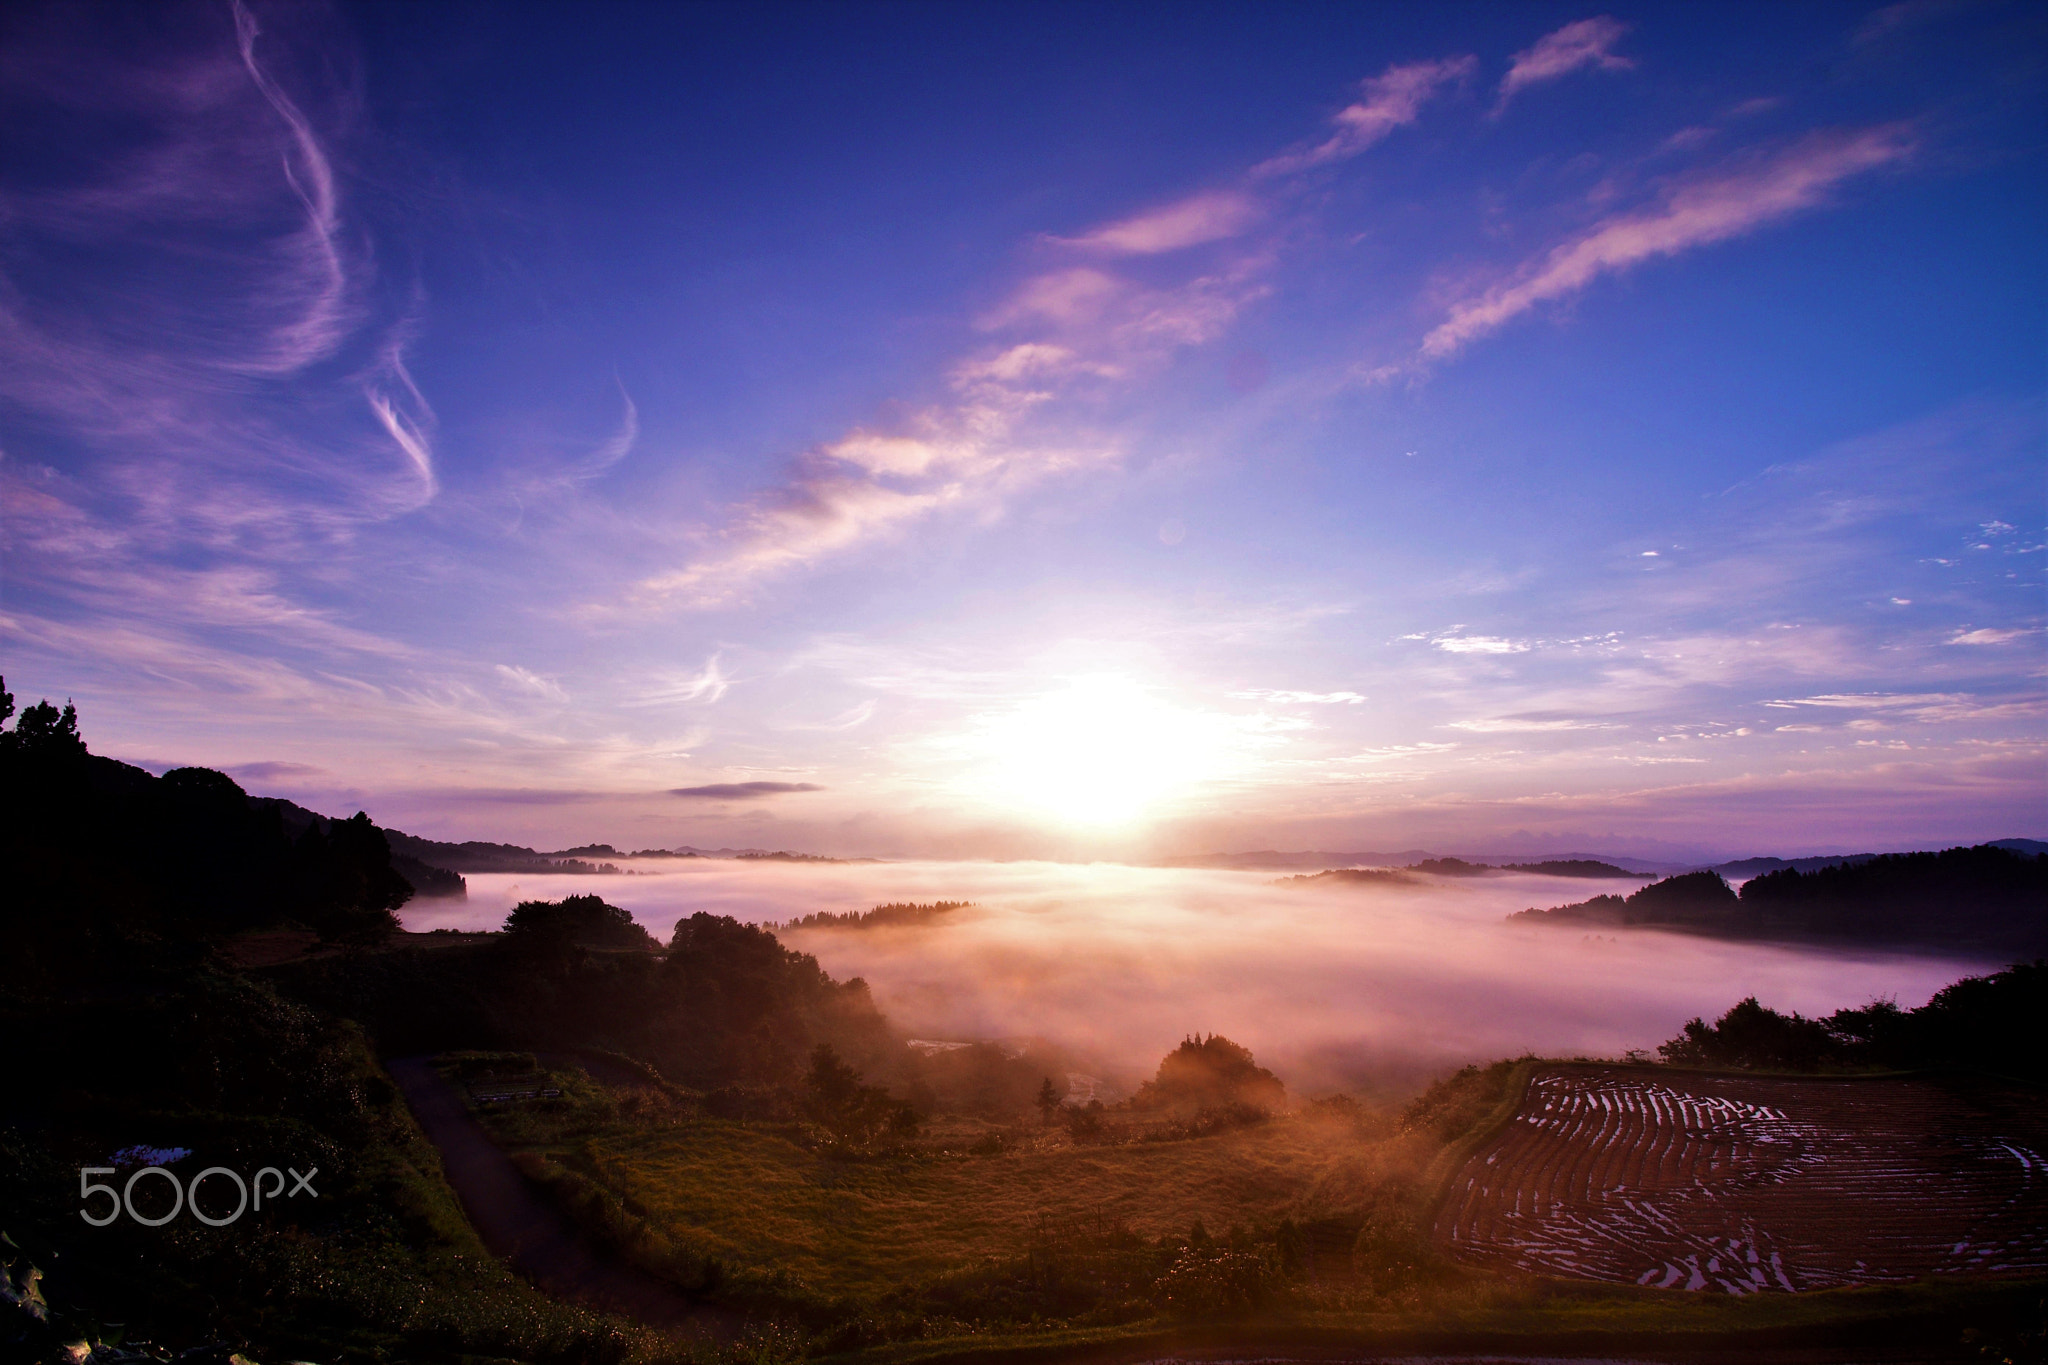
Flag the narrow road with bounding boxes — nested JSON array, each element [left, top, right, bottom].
[[386, 1057, 723, 1334]]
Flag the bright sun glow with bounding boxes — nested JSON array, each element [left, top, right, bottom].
[[977, 676, 1232, 826]]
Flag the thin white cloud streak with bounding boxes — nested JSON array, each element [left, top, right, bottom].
[[1497, 17, 1635, 111], [1, 467, 413, 662], [632, 463, 962, 609], [1232, 689, 1367, 705], [1764, 692, 2045, 725], [1055, 190, 1262, 255], [580, 386, 640, 478], [631, 657, 732, 706], [230, 0, 350, 375], [1765, 692, 1970, 710], [626, 336, 1129, 610], [1252, 57, 1477, 179], [496, 665, 568, 702], [1449, 717, 1613, 733], [367, 392, 438, 502], [784, 699, 877, 732], [1436, 635, 1529, 654], [1422, 125, 1916, 358]]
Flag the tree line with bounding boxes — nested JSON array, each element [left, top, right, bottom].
[[1511, 847, 2046, 957], [1657, 961, 2045, 1081]]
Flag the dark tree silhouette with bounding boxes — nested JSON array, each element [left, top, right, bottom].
[[292, 812, 413, 946], [1657, 961, 2047, 1080], [1036, 1075, 1062, 1123], [504, 894, 658, 954], [1134, 1034, 1285, 1112], [804, 1042, 918, 1142]]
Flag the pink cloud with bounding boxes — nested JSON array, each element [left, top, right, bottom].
[[981, 268, 1125, 329], [950, 343, 1119, 390], [628, 53, 1470, 611], [626, 378, 1115, 610], [1057, 190, 1262, 255], [1254, 57, 1476, 178], [631, 473, 959, 609], [1422, 125, 1916, 359], [1497, 16, 1634, 110]]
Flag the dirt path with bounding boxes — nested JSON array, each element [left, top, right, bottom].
[[386, 1056, 726, 1334]]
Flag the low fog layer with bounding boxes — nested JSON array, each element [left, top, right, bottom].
[[402, 860, 1989, 1097]]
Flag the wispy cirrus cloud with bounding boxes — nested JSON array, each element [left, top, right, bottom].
[[1232, 689, 1368, 705], [1761, 692, 2046, 725], [631, 55, 1471, 611], [0, 0, 441, 679], [632, 657, 733, 706], [364, 338, 439, 505], [1448, 716, 1615, 733], [1422, 125, 1916, 358], [1253, 58, 1476, 179], [495, 665, 567, 702], [1496, 17, 1635, 112], [1056, 190, 1262, 255], [625, 391, 1082, 609], [227, 0, 350, 376]]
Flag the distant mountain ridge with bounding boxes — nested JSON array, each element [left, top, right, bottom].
[[244, 793, 2048, 898], [1160, 839, 2048, 879]]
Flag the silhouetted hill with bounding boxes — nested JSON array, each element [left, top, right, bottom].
[[249, 796, 467, 898], [1, 684, 414, 984], [1275, 867, 1417, 888], [1739, 845, 2045, 954], [1404, 857, 1647, 878], [1511, 844, 2047, 957], [1160, 848, 1433, 870], [256, 801, 619, 880], [1163, 848, 1689, 874], [1497, 859, 1650, 879], [1708, 852, 1879, 879], [382, 828, 591, 874], [1406, 857, 1492, 876]]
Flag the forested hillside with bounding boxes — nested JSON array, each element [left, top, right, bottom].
[[1510, 849, 2047, 956]]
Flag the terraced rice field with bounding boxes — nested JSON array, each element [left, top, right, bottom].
[[1437, 1066, 2048, 1295]]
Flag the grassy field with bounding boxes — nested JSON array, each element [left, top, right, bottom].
[[437, 1051, 2048, 1362], [452, 1052, 1416, 1296], [579, 1114, 1378, 1297]]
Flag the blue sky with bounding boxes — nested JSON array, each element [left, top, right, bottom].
[[2, 0, 2042, 859]]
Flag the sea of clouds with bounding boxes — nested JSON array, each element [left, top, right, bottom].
[[401, 860, 1989, 1098]]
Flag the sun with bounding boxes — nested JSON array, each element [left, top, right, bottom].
[[977, 676, 1229, 826]]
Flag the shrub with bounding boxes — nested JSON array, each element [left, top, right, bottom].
[[1153, 1245, 1280, 1317]]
